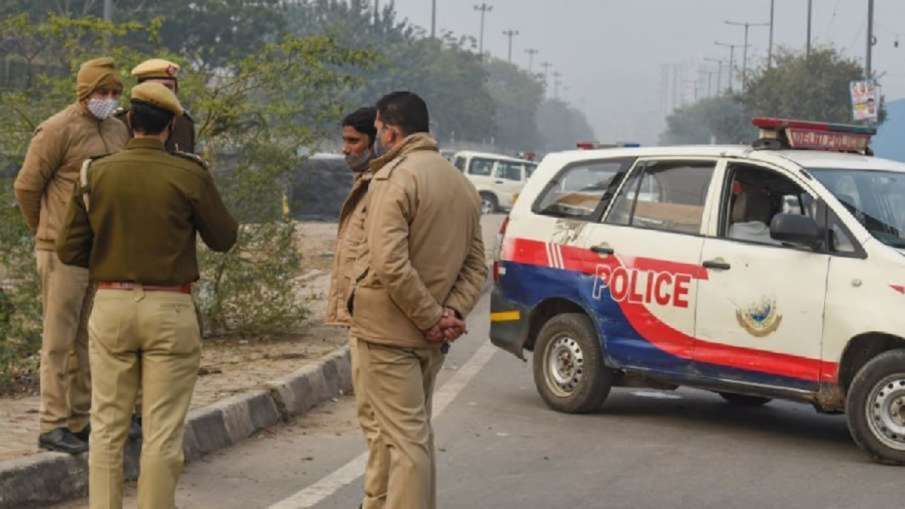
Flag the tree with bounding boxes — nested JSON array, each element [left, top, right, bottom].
[[660, 96, 753, 145], [483, 58, 544, 151], [536, 99, 596, 151]]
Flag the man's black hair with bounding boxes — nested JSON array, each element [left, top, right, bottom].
[[375, 91, 429, 136], [130, 100, 174, 135], [342, 107, 377, 146]]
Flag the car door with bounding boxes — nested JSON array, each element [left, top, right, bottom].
[[584, 158, 720, 376], [494, 160, 527, 209], [693, 162, 829, 391]]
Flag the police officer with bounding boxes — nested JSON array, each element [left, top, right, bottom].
[[325, 106, 387, 503], [348, 92, 486, 509], [56, 82, 237, 509], [14, 57, 129, 454], [116, 58, 196, 153]]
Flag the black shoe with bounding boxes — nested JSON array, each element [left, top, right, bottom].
[[73, 424, 90, 443], [38, 427, 88, 455], [129, 415, 142, 440]]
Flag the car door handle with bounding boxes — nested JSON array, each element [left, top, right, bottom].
[[495, 180, 505, 184], [703, 259, 731, 270], [591, 245, 614, 255]]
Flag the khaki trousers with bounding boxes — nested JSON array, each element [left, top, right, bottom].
[[88, 288, 201, 509], [36, 249, 91, 433], [355, 338, 445, 509]]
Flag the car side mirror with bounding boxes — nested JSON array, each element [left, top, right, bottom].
[[770, 213, 821, 249]]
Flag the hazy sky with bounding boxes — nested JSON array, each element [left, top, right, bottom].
[[390, 0, 905, 144]]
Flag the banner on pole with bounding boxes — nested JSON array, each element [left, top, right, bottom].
[[850, 80, 880, 122]]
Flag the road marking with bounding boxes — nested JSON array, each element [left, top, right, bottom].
[[268, 340, 498, 509]]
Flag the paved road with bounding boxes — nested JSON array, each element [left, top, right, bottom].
[[58, 214, 903, 508]]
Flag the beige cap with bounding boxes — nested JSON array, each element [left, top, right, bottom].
[[130, 81, 183, 116], [131, 58, 180, 80], [76, 57, 122, 100]]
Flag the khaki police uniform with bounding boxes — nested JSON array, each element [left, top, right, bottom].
[[115, 58, 196, 154], [56, 82, 237, 509], [347, 133, 487, 509], [14, 57, 129, 438], [325, 168, 390, 503]]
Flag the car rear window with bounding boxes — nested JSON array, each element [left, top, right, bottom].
[[533, 159, 635, 220]]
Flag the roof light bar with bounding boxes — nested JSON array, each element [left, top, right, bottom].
[[752, 117, 877, 135], [752, 117, 875, 154]]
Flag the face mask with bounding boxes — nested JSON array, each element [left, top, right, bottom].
[[345, 150, 372, 172], [87, 97, 119, 120]]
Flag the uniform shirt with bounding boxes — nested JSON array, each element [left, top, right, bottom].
[[55, 138, 237, 285], [14, 103, 129, 250]]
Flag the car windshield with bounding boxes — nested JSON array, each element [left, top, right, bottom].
[[810, 168, 905, 248]]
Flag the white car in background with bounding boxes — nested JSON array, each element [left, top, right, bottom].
[[452, 151, 538, 214]]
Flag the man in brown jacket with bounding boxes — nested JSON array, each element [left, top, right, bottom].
[[14, 57, 129, 454], [348, 91, 487, 509]]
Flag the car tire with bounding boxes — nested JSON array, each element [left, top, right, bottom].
[[718, 392, 772, 406], [533, 313, 614, 414], [846, 349, 905, 465], [480, 193, 498, 215]]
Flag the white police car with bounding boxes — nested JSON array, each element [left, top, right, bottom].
[[490, 117, 905, 464]]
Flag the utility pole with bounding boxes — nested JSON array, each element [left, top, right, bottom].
[[502, 29, 519, 63], [431, 0, 437, 38], [474, 3, 493, 57], [867, 0, 876, 78], [704, 57, 725, 95], [552, 71, 562, 100], [768, 0, 775, 67], [525, 48, 539, 72], [725, 20, 769, 91], [806, 0, 813, 57], [103, 0, 113, 21], [540, 61, 553, 93], [715, 42, 740, 93]]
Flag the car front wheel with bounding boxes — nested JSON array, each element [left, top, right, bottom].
[[533, 313, 614, 413], [480, 193, 498, 215], [846, 349, 905, 465]]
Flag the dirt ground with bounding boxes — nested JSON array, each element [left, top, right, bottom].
[[0, 221, 346, 461]]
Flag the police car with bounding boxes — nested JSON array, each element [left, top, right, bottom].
[[490, 117, 905, 464]]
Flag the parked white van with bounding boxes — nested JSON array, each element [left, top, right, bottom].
[[452, 151, 538, 213]]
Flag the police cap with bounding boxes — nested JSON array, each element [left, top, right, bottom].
[[130, 81, 183, 117], [131, 58, 180, 81]]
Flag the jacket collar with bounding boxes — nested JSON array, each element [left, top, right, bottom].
[[126, 137, 166, 151], [369, 133, 438, 173]]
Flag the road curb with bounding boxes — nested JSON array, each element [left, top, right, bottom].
[[0, 345, 352, 508]]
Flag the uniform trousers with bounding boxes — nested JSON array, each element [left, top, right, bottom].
[[353, 337, 445, 509], [88, 288, 200, 509], [36, 249, 92, 434]]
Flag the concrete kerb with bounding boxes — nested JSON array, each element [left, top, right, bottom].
[[0, 345, 352, 509]]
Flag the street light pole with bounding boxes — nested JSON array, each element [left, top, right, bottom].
[[540, 61, 553, 94], [768, 0, 775, 68], [704, 57, 725, 95], [806, 0, 813, 57], [431, 0, 437, 38], [503, 29, 519, 63], [725, 20, 769, 91], [552, 71, 562, 100], [525, 48, 539, 72], [715, 42, 740, 93], [867, 0, 875, 78], [474, 3, 493, 57]]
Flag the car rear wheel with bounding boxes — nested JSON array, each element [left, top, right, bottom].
[[718, 392, 772, 406], [846, 349, 905, 465], [533, 313, 614, 413], [480, 193, 498, 215]]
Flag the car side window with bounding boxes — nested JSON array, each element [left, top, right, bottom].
[[526, 164, 537, 178], [495, 162, 523, 181], [469, 158, 495, 176], [605, 160, 715, 235], [533, 159, 632, 220], [722, 164, 814, 246], [454, 157, 466, 172]]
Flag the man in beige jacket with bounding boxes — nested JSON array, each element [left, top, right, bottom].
[[347, 91, 487, 509], [14, 57, 129, 454]]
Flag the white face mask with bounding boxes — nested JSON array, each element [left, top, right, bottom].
[[87, 97, 119, 120]]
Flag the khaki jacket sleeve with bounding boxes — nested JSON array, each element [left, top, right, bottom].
[[366, 175, 444, 331], [14, 125, 67, 233], [192, 172, 238, 252], [56, 182, 92, 268], [444, 217, 488, 318]]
